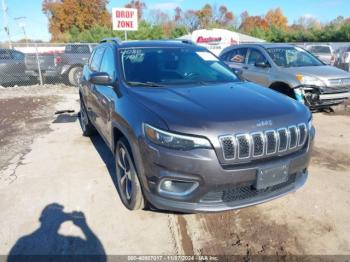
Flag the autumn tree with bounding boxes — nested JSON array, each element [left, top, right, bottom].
[[216, 5, 235, 26], [42, 0, 111, 41], [265, 8, 288, 30], [196, 4, 213, 28], [295, 15, 322, 30], [125, 0, 146, 20], [239, 12, 269, 33]]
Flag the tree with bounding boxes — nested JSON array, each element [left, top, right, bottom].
[[196, 4, 213, 28], [295, 15, 322, 30], [239, 14, 269, 33], [125, 0, 146, 20], [265, 8, 288, 31], [42, 0, 111, 41], [217, 5, 235, 26]]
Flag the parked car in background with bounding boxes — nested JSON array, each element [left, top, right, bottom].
[[25, 43, 96, 86], [25, 52, 61, 82], [334, 46, 350, 72], [56, 44, 96, 86], [0, 49, 29, 86], [219, 44, 350, 110], [79, 39, 315, 212], [306, 44, 335, 65]]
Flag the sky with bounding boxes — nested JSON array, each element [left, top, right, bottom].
[[0, 0, 349, 42]]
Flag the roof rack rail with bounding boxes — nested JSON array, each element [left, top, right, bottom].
[[162, 39, 196, 45], [100, 38, 122, 45], [178, 39, 195, 45]]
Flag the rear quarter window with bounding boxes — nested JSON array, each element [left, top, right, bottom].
[[222, 48, 247, 63]]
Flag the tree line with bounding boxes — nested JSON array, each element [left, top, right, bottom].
[[42, 0, 350, 43]]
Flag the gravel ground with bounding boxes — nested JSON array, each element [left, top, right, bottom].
[[0, 85, 349, 258]]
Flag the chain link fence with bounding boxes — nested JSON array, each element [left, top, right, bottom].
[[1, 41, 350, 87], [0, 42, 96, 87]]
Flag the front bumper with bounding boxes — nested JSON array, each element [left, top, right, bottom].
[[139, 130, 314, 213], [297, 85, 350, 109]]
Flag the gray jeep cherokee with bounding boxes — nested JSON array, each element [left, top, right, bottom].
[[79, 38, 315, 213]]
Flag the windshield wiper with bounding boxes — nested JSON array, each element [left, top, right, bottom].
[[126, 81, 164, 87]]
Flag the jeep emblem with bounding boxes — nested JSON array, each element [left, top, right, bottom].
[[257, 120, 273, 127]]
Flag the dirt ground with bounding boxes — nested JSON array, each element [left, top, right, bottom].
[[0, 85, 349, 258]]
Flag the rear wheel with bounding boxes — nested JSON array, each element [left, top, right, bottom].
[[115, 137, 145, 210], [79, 98, 95, 137], [68, 66, 83, 86]]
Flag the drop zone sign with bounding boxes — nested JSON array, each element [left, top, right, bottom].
[[112, 8, 138, 31]]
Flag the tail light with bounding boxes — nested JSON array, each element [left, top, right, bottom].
[[54, 56, 62, 66]]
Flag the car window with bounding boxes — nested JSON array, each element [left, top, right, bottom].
[[222, 48, 247, 63], [248, 49, 267, 65], [100, 48, 116, 78], [120, 47, 239, 85], [0, 50, 11, 60], [90, 47, 105, 72], [267, 46, 323, 67], [308, 46, 331, 54], [11, 51, 24, 61]]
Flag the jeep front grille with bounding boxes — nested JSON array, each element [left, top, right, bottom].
[[219, 123, 308, 161]]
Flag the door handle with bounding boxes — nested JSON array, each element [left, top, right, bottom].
[[243, 66, 248, 70]]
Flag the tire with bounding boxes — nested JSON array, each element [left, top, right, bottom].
[[115, 137, 145, 210], [79, 98, 96, 137], [68, 66, 83, 86]]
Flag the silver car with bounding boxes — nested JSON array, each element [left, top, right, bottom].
[[219, 44, 350, 110]]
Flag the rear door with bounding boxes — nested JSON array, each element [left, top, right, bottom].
[[83, 46, 105, 130], [94, 47, 117, 146], [221, 48, 248, 77], [243, 48, 271, 87]]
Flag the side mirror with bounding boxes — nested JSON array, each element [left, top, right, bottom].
[[89, 72, 113, 85], [255, 61, 270, 68]]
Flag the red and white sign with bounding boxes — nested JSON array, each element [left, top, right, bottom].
[[192, 29, 240, 55], [112, 8, 138, 31]]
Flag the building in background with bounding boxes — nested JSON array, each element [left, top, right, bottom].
[[178, 29, 265, 55]]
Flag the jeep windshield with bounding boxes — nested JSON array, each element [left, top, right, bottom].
[[120, 47, 239, 86], [266, 46, 324, 67]]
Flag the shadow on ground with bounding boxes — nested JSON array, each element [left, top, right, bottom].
[[7, 203, 106, 262]]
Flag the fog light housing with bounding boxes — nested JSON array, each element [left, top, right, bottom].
[[159, 179, 199, 197]]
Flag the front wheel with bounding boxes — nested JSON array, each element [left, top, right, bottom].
[[115, 137, 145, 210]]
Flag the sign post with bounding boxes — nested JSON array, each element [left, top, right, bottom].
[[112, 8, 138, 40]]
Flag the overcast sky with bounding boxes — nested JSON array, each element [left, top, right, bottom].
[[0, 0, 348, 41]]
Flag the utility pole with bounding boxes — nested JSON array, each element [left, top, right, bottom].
[[1, 0, 12, 49], [14, 16, 28, 47]]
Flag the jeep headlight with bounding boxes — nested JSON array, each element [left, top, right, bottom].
[[144, 124, 212, 150], [296, 74, 325, 87]]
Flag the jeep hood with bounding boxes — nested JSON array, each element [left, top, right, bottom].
[[128, 82, 310, 135]]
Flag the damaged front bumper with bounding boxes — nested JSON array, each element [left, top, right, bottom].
[[294, 85, 350, 109]]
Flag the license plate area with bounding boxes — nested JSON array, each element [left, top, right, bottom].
[[255, 162, 289, 190]]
